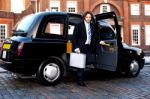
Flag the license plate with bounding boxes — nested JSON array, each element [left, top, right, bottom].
[[2, 50, 7, 59], [3, 44, 11, 49]]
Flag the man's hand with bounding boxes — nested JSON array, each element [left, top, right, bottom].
[[99, 41, 105, 45], [74, 48, 80, 53], [99, 41, 110, 46]]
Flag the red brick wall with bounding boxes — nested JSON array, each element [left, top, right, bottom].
[[0, 18, 13, 37]]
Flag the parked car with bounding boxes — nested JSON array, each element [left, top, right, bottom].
[[0, 12, 145, 85]]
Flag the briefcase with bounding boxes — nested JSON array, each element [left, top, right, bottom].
[[69, 53, 86, 68]]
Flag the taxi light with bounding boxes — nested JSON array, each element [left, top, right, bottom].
[[66, 40, 72, 53], [17, 42, 24, 56]]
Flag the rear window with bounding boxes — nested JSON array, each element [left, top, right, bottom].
[[44, 18, 64, 35], [41, 16, 66, 39], [13, 14, 35, 35]]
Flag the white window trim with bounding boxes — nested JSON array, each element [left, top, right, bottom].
[[11, 0, 25, 13], [67, 1, 77, 13], [50, 1, 60, 12], [100, 4, 111, 13], [145, 25, 150, 45], [131, 25, 140, 46], [145, 5, 150, 16], [131, 4, 140, 15], [0, 24, 7, 42]]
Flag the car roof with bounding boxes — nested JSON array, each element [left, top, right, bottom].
[[33, 12, 81, 18]]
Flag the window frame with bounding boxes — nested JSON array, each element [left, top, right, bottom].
[[100, 4, 111, 13], [145, 5, 150, 16], [131, 25, 140, 46], [131, 4, 140, 15], [0, 24, 7, 43], [145, 25, 150, 45], [67, 1, 77, 13], [40, 16, 67, 39], [11, 0, 25, 13], [50, 1, 60, 12]]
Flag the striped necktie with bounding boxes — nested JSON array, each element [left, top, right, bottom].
[[87, 24, 91, 44]]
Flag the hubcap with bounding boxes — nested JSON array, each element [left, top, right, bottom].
[[43, 63, 60, 82], [130, 60, 139, 75]]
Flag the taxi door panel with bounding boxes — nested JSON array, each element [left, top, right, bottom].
[[95, 12, 118, 71], [96, 40, 118, 71]]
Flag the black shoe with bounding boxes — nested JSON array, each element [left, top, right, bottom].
[[77, 82, 86, 87]]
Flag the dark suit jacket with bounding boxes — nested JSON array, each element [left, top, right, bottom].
[[72, 21, 95, 53]]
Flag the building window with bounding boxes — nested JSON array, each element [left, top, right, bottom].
[[0, 24, 7, 43], [131, 4, 140, 15], [100, 4, 110, 13], [11, 0, 25, 13], [145, 5, 150, 16], [145, 25, 150, 45], [50, 1, 60, 12], [67, 1, 77, 13], [131, 25, 140, 45]]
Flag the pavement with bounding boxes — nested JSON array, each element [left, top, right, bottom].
[[0, 64, 150, 99], [0, 67, 5, 73], [144, 56, 150, 65], [0, 56, 149, 98]]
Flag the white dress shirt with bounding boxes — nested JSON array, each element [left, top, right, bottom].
[[84, 21, 91, 44]]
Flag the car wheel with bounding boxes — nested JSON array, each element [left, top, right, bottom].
[[36, 57, 64, 86], [126, 60, 141, 77]]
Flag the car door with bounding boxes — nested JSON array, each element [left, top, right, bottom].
[[66, 13, 82, 53], [95, 12, 119, 71]]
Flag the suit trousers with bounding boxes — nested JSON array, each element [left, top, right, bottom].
[[76, 44, 92, 83]]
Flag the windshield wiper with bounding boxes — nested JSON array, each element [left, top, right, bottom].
[[12, 29, 27, 36], [13, 29, 25, 32]]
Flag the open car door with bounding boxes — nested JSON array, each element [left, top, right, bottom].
[[95, 12, 120, 71]]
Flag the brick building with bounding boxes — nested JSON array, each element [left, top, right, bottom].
[[0, 0, 150, 51]]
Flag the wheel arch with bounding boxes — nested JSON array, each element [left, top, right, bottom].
[[39, 56, 67, 76]]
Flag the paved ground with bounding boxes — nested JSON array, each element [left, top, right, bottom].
[[0, 64, 150, 99], [145, 56, 150, 65]]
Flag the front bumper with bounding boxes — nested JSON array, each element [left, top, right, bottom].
[[140, 58, 145, 69]]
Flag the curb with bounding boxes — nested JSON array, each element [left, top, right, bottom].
[[0, 68, 7, 73]]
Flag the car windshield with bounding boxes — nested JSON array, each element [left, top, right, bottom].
[[13, 14, 35, 35]]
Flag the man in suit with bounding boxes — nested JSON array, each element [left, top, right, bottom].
[[72, 11, 95, 86]]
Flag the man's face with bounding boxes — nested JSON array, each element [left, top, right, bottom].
[[85, 14, 92, 23]]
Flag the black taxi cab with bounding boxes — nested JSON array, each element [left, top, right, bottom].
[[0, 11, 145, 85]]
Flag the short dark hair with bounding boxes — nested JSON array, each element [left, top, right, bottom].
[[82, 11, 94, 21]]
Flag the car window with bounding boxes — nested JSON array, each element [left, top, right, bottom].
[[45, 23, 64, 35], [67, 15, 82, 40], [98, 20, 116, 40], [68, 25, 75, 35], [13, 14, 35, 36], [43, 17, 65, 39]]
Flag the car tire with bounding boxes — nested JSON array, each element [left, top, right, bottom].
[[36, 57, 65, 86], [125, 60, 141, 77]]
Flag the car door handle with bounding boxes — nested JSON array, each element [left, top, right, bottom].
[[99, 41, 111, 46]]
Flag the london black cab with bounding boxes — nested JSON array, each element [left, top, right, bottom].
[[0, 12, 145, 85]]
